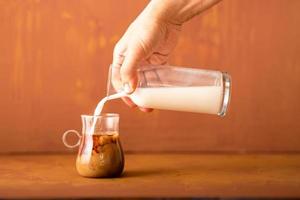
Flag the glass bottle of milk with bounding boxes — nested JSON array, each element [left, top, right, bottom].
[[107, 65, 231, 116]]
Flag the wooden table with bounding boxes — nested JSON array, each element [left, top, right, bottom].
[[0, 153, 300, 199]]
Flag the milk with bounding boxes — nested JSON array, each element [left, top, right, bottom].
[[93, 92, 126, 116], [130, 86, 223, 114], [89, 92, 126, 135]]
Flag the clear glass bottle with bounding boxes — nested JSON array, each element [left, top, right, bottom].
[[108, 65, 231, 116]]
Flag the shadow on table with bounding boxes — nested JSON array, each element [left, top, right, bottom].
[[121, 168, 173, 178]]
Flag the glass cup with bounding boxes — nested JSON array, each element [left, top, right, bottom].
[[107, 65, 231, 116], [62, 113, 124, 178]]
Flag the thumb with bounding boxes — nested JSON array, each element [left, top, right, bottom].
[[120, 46, 145, 94]]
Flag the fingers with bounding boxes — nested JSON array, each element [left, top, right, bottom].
[[139, 107, 154, 112], [121, 96, 137, 108], [109, 64, 123, 95], [112, 34, 153, 112], [121, 97, 153, 113], [111, 43, 126, 93], [120, 58, 138, 93], [120, 42, 146, 94]]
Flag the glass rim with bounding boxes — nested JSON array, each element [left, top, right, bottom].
[[81, 113, 119, 119]]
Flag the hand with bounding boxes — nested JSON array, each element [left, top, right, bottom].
[[112, 15, 181, 112]]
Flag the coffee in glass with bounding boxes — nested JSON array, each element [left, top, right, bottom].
[[62, 113, 124, 178]]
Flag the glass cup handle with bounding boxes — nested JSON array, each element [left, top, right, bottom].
[[62, 130, 81, 148]]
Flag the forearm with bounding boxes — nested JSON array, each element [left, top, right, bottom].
[[141, 0, 222, 25]]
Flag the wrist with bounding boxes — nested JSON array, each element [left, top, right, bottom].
[[141, 0, 222, 25], [141, 0, 183, 26]]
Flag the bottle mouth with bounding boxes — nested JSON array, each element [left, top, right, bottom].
[[218, 72, 231, 117]]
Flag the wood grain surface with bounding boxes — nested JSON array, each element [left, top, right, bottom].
[[0, 0, 300, 153], [0, 153, 300, 198]]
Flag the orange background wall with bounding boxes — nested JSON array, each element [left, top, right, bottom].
[[0, 0, 299, 153]]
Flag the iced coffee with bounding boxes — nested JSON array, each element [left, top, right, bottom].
[[62, 113, 124, 178], [76, 132, 124, 178]]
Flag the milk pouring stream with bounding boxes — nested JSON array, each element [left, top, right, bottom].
[[89, 92, 126, 135]]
